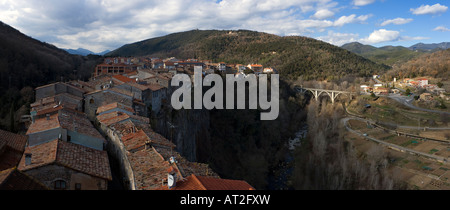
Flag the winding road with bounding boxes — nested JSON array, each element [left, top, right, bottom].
[[342, 117, 449, 163], [388, 94, 450, 115]]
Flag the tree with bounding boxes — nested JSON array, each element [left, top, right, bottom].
[[405, 88, 411, 96], [437, 82, 444, 88]]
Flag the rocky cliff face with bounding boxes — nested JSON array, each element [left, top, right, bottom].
[[154, 105, 210, 162]]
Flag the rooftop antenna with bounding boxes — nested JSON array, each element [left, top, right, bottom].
[[167, 121, 177, 157]]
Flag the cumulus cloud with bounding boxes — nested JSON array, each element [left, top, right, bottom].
[[0, 0, 373, 52], [433, 26, 450, 32], [317, 31, 360, 46], [410, 3, 448, 15], [380, 18, 413, 26], [333, 14, 370, 27], [311, 9, 335, 19], [353, 0, 376, 6], [359, 29, 428, 44]]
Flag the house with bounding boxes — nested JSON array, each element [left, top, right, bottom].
[[0, 168, 48, 190], [373, 87, 389, 95], [35, 82, 85, 101], [360, 85, 372, 93], [419, 93, 433, 101], [0, 129, 28, 171], [164, 61, 177, 70], [263, 68, 275, 74], [26, 108, 106, 151], [247, 64, 263, 74], [112, 74, 136, 85], [236, 64, 246, 73], [17, 139, 112, 190], [96, 102, 135, 116], [156, 174, 255, 190], [217, 62, 226, 71], [152, 59, 164, 69], [96, 113, 215, 190], [417, 78, 428, 88], [94, 63, 137, 77], [84, 87, 137, 120]]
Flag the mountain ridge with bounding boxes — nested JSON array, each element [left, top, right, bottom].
[[107, 29, 390, 81]]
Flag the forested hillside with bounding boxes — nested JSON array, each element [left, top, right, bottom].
[[0, 21, 102, 132], [108, 30, 390, 81]]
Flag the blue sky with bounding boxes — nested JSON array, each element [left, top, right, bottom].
[[0, 0, 448, 52]]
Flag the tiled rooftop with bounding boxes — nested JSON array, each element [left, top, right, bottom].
[[18, 139, 112, 180], [58, 109, 105, 140], [0, 168, 48, 190], [127, 148, 170, 190], [113, 75, 136, 84], [26, 113, 60, 135], [0, 129, 28, 153], [157, 174, 255, 190], [96, 102, 135, 115]]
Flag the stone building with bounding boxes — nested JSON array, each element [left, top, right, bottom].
[[17, 139, 112, 190], [26, 108, 106, 151]]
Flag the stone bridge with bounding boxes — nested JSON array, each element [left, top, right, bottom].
[[294, 86, 355, 104]]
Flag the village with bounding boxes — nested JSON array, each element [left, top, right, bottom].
[[360, 75, 449, 106], [0, 56, 277, 190]]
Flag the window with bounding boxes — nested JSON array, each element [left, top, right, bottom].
[[67, 135, 71, 142], [90, 98, 94, 104], [75, 183, 82, 190], [54, 180, 67, 190]]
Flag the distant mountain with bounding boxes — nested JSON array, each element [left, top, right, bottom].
[[107, 30, 389, 81], [65, 48, 111, 56], [408, 42, 450, 51], [65, 48, 95, 56], [341, 42, 425, 66]]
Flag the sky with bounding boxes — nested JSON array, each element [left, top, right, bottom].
[[0, 0, 449, 53]]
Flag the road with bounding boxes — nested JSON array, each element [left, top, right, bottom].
[[342, 117, 449, 163], [388, 94, 450, 115]]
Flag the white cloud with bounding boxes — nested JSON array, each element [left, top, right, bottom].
[[380, 18, 413, 26], [311, 9, 335, 19], [433, 26, 450, 32], [353, 0, 376, 6], [360, 29, 400, 44], [358, 29, 428, 44], [0, 0, 374, 52], [317, 31, 360, 46], [333, 14, 370, 27], [410, 3, 448, 15]]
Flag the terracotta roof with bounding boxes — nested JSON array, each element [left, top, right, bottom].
[[0, 129, 27, 153], [58, 109, 105, 140], [96, 102, 135, 115], [35, 104, 63, 116], [97, 111, 131, 127], [113, 75, 136, 84], [26, 113, 60, 135], [146, 83, 165, 91], [122, 130, 149, 151], [124, 82, 151, 91], [18, 140, 112, 180], [128, 149, 171, 190], [0, 130, 28, 171], [157, 174, 254, 190], [250, 64, 263, 67], [0, 168, 48, 190]]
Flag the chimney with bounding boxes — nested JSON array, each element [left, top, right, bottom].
[[25, 153, 32, 166]]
